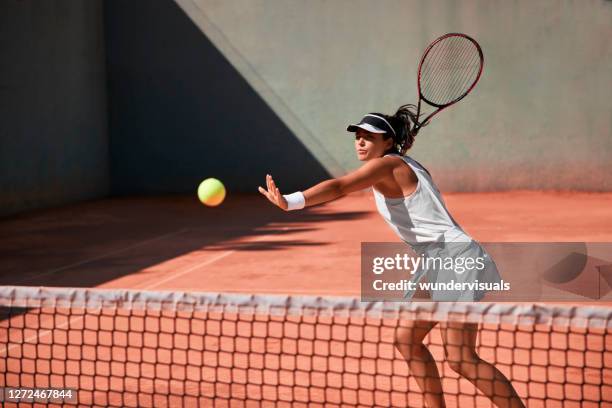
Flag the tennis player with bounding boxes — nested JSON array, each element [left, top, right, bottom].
[[258, 104, 525, 408]]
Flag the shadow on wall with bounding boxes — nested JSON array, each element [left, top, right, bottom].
[[105, 0, 330, 195], [0, 1, 109, 217]]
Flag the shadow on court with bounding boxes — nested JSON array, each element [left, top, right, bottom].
[[0, 195, 369, 288]]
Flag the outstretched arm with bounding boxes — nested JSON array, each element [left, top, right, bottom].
[[258, 157, 395, 211]]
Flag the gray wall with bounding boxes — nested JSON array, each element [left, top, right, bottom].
[[104, 0, 330, 195], [1, 0, 610, 218], [0, 1, 109, 217], [179, 0, 612, 191]]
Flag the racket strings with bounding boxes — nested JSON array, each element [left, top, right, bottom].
[[423, 38, 475, 101], [446, 47, 481, 102], [426, 41, 478, 103], [423, 38, 467, 97], [425, 47, 479, 104], [421, 39, 464, 95], [420, 36, 482, 106]]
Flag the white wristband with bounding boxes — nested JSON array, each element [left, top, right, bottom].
[[283, 191, 305, 211]]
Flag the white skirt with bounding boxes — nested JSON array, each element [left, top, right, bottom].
[[405, 239, 502, 302]]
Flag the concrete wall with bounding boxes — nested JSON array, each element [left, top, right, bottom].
[[178, 0, 612, 191], [104, 0, 330, 195], [0, 1, 109, 216], [1, 0, 610, 216]]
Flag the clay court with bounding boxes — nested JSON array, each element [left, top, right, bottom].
[[2, 192, 612, 293], [1, 1, 611, 407], [2, 192, 611, 407]]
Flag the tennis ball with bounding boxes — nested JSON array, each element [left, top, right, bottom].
[[197, 178, 226, 207]]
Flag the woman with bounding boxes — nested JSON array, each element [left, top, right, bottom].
[[258, 104, 525, 408]]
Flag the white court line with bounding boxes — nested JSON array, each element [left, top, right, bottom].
[[143, 250, 236, 290], [3, 229, 191, 355], [14, 228, 190, 285], [1, 232, 276, 356], [143, 233, 274, 290]]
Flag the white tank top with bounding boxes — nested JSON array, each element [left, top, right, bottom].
[[373, 154, 470, 246]]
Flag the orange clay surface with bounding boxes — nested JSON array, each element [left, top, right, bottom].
[[1, 191, 611, 408], [1, 191, 611, 295]]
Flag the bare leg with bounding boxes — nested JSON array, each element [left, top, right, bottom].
[[440, 321, 526, 408], [395, 320, 446, 408]]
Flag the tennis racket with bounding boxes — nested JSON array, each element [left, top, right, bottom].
[[408, 33, 484, 144]]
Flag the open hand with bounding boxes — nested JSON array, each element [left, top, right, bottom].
[[258, 174, 288, 211]]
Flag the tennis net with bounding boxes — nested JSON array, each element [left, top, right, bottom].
[[0, 286, 610, 407]]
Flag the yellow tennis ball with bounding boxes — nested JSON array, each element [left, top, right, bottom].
[[197, 178, 226, 207]]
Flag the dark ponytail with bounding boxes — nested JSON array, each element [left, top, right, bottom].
[[389, 104, 420, 154], [373, 104, 422, 155]]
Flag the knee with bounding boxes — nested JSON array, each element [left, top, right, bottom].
[[394, 329, 425, 358], [394, 327, 411, 346], [446, 359, 464, 375], [446, 353, 480, 377], [394, 327, 419, 347]]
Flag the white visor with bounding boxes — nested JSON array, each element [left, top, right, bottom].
[[346, 123, 386, 134], [346, 114, 396, 135]]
